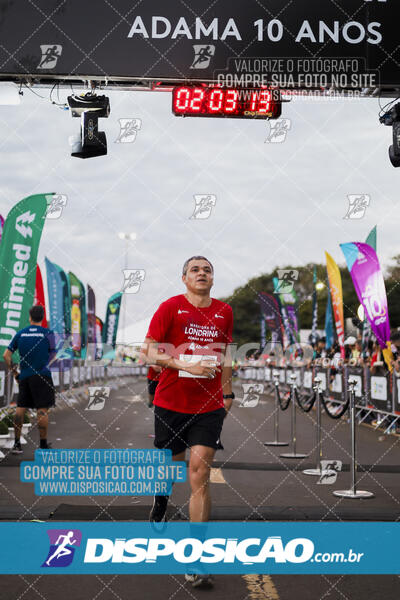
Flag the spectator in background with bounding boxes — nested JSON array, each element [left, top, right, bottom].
[[390, 331, 400, 376], [344, 336, 356, 361], [352, 339, 362, 361], [370, 341, 387, 375], [328, 343, 343, 369], [3, 305, 55, 453], [313, 338, 326, 360]]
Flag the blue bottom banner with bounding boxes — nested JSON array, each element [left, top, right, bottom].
[[0, 522, 398, 574]]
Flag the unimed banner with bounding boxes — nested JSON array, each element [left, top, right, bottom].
[[45, 257, 74, 360], [87, 284, 96, 345], [56, 263, 71, 336], [34, 264, 48, 327], [310, 266, 318, 344], [325, 252, 345, 358], [69, 272, 87, 359], [362, 227, 377, 354], [102, 293, 122, 356], [95, 316, 103, 360], [45, 257, 65, 335], [257, 291, 283, 348], [272, 277, 298, 346], [0, 194, 49, 355], [325, 281, 334, 350], [341, 242, 392, 367]]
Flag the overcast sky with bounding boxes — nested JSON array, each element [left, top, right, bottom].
[[0, 86, 399, 338]]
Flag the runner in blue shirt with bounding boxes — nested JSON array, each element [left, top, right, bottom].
[[3, 305, 56, 453]]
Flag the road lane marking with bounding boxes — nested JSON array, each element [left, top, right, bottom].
[[210, 468, 226, 484], [242, 574, 280, 600]]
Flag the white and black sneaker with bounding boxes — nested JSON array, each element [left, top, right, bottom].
[[149, 495, 169, 522], [11, 441, 23, 454], [185, 574, 214, 589]]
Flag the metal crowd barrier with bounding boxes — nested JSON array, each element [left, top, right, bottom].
[[239, 364, 399, 500], [0, 360, 147, 408], [239, 364, 400, 434]]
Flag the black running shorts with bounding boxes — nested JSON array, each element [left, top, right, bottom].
[[17, 375, 55, 409], [147, 379, 159, 396], [154, 405, 226, 456]]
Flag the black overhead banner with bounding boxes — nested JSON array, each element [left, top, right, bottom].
[[0, 0, 398, 89]]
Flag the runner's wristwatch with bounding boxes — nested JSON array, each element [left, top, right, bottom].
[[223, 393, 235, 399]]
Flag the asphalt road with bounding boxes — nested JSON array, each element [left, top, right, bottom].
[[0, 376, 399, 599]]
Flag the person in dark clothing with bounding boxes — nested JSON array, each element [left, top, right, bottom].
[[3, 305, 56, 453]]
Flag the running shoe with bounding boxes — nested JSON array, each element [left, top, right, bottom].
[[149, 495, 169, 522], [39, 442, 52, 450], [11, 441, 23, 454], [185, 574, 214, 589]]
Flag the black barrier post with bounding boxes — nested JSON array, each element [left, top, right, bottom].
[[264, 371, 289, 447], [264, 361, 274, 395], [303, 376, 323, 476], [333, 378, 374, 499], [280, 373, 309, 459]]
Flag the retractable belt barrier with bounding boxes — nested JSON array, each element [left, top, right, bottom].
[[239, 364, 399, 490], [239, 364, 400, 426], [263, 369, 289, 448], [279, 372, 309, 460]]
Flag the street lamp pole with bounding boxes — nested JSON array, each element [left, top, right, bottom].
[[118, 232, 136, 346]]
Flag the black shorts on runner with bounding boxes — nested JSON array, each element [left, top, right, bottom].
[[154, 405, 226, 455], [147, 379, 159, 396], [17, 375, 55, 409]]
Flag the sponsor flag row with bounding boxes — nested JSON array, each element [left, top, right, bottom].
[[0, 195, 122, 361], [258, 226, 392, 370]]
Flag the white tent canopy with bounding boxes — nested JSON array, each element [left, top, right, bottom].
[[116, 317, 151, 347]]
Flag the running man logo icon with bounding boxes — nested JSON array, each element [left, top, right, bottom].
[[317, 460, 342, 485], [265, 118, 291, 143], [38, 45, 62, 69], [343, 195, 370, 219], [115, 118, 142, 143], [15, 210, 35, 238], [240, 384, 264, 407], [44, 194, 67, 219], [86, 386, 110, 411], [109, 302, 119, 314], [121, 269, 146, 294], [190, 45, 215, 69], [275, 269, 299, 294], [190, 195, 217, 219], [42, 529, 82, 567]]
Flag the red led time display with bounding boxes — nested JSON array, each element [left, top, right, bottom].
[[172, 86, 281, 119]]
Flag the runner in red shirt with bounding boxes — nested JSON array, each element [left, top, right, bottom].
[[146, 365, 161, 407], [142, 256, 234, 583]]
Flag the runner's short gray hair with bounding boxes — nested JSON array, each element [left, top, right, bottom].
[[182, 256, 214, 276]]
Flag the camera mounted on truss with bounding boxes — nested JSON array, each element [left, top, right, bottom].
[[67, 93, 110, 159], [379, 102, 400, 168]]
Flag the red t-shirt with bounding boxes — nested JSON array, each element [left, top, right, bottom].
[[146, 294, 233, 414], [147, 366, 161, 381]]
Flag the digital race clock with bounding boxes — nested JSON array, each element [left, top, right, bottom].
[[172, 86, 281, 119]]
